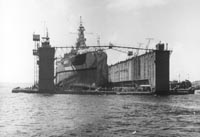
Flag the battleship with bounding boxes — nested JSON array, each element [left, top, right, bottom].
[[55, 19, 108, 90]]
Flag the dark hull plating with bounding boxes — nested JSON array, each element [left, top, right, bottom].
[[56, 50, 108, 89]]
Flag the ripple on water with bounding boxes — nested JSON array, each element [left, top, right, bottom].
[[1, 85, 200, 136]]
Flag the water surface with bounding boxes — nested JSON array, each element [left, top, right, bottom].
[[0, 83, 200, 137]]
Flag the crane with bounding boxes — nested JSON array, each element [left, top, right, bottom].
[[145, 38, 153, 53], [134, 42, 143, 57]]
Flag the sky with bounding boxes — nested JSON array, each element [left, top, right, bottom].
[[1, 0, 200, 83]]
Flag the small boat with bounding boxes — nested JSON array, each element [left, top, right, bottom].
[[170, 87, 195, 95], [12, 87, 39, 93], [170, 80, 195, 95]]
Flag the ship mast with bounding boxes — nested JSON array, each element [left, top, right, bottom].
[[41, 28, 51, 47], [76, 16, 86, 49]]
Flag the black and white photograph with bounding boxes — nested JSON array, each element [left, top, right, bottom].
[[0, 0, 200, 136]]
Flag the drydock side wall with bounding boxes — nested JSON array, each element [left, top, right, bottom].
[[108, 49, 170, 94], [139, 52, 156, 88], [38, 47, 55, 92], [108, 52, 155, 87]]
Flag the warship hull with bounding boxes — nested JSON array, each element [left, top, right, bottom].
[[56, 50, 108, 89]]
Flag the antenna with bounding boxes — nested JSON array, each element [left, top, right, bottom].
[[97, 35, 100, 46], [43, 21, 46, 37], [46, 27, 49, 40], [80, 16, 82, 25]]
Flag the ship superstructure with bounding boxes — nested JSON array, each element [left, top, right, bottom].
[[56, 18, 108, 89]]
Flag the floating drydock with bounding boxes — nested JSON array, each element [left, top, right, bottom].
[[12, 18, 195, 95]]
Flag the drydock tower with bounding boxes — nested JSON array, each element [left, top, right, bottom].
[[154, 44, 170, 94], [33, 33, 55, 92]]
